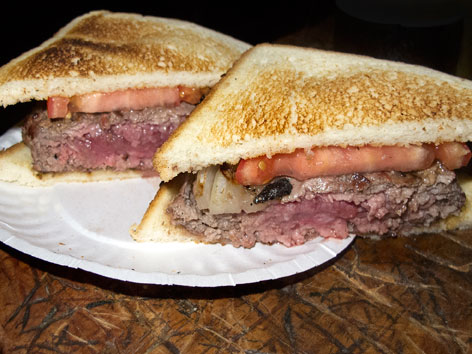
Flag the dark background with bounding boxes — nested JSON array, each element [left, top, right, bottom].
[[0, 1, 470, 134], [0, 2, 336, 66]]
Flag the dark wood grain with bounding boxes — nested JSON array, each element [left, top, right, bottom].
[[1, 230, 471, 353]]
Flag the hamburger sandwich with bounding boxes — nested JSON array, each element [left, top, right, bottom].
[[0, 10, 250, 185], [131, 44, 472, 248]]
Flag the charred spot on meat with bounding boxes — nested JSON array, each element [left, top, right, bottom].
[[349, 173, 371, 191], [254, 178, 293, 204]]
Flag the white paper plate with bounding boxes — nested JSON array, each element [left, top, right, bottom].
[[0, 127, 354, 287]]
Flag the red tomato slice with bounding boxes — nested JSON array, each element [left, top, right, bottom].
[[235, 144, 443, 186], [47, 86, 205, 119], [47, 96, 70, 118], [434, 142, 471, 170], [68, 87, 180, 114]]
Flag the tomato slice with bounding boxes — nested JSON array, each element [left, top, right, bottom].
[[47, 86, 205, 119], [47, 96, 70, 118], [235, 143, 470, 186], [68, 87, 180, 114], [434, 142, 471, 170]]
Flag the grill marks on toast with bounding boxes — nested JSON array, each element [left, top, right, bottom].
[[0, 11, 251, 105], [3, 20, 241, 79]]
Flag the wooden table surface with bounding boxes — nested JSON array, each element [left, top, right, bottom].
[[1, 6, 472, 354], [1, 231, 471, 353]]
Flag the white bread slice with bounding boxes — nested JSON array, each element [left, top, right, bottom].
[[0, 10, 251, 107], [130, 173, 472, 244], [0, 143, 147, 187], [130, 174, 199, 243], [154, 43, 472, 182]]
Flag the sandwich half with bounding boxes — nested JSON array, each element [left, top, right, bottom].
[[0, 10, 250, 186], [131, 44, 472, 248]]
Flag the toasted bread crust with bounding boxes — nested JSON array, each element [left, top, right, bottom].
[[0, 11, 251, 106], [130, 174, 199, 243], [154, 44, 472, 182]]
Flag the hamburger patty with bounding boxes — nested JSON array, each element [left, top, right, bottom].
[[167, 162, 465, 248], [22, 102, 195, 172]]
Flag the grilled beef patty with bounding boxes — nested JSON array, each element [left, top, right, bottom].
[[22, 102, 194, 172], [167, 162, 465, 248]]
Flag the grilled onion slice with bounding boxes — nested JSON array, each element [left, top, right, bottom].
[[193, 166, 266, 214]]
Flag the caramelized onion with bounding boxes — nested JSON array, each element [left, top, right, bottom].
[[194, 165, 218, 211], [194, 166, 266, 215]]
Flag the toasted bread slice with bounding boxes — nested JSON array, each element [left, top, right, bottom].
[[154, 43, 472, 182], [0, 11, 250, 185], [0, 142, 150, 186], [130, 172, 472, 244], [130, 174, 198, 243], [0, 10, 251, 107]]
